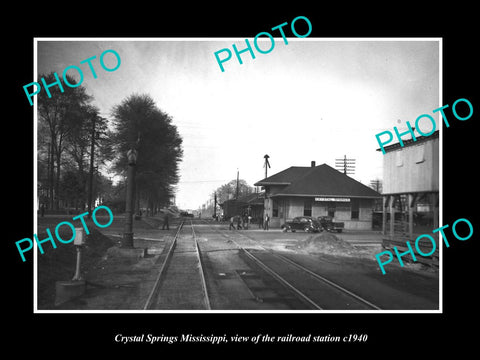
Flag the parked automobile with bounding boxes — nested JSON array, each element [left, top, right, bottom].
[[281, 216, 322, 233], [318, 216, 344, 233], [180, 211, 194, 217]]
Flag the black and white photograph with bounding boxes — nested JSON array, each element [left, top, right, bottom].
[[33, 38, 441, 312], [6, 6, 478, 355]]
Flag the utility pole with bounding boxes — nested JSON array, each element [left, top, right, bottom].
[[213, 192, 217, 218], [263, 154, 271, 178], [49, 141, 54, 210], [87, 114, 96, 217], [370, 179, 382, 193], [122, 148, 137, 248], [335, 155, 356, 175], [236, 169, 239, 199]]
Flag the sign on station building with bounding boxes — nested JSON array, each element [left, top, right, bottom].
[[255, 163, 381, 230]]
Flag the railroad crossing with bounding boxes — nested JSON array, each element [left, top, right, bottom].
[[44, 217, 439, 311]]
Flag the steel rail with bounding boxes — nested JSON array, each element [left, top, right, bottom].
[[204, 223, 323, 309], [237, 230, 382, 310], [235, 241, 324, 310], [143, 221, 184, 310], [190, 220, 212, 310], [263, 250, 382, 310], [203, 220, 381, 310]]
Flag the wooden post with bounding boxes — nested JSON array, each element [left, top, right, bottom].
[[389, 195, 395, 240], [408, 193, 414, 239], [432, 192, 439, 238], [382, 196, 387, 236]]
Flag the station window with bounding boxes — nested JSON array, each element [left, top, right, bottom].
[[327, 203, 335, 218], [396, 151, 403, 167], [351, 199, 359, 219], [304, 200, 312, 216], [415, 144, 425, 164], [272, 200, 279, 217]]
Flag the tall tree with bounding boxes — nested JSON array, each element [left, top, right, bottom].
[[38, 72, 92, 210], [64, 104, 112, 212], [216, 179, 254, 203], [111, 94, 183, 212]]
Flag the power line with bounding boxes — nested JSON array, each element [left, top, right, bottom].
[[178, 179, 228, 184]]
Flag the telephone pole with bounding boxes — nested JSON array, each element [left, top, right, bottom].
[[235, 169, 239, 199], [213, 192, 217, 218], [370, 179, 382, 193], [263, 154, 271, 178], [87, 113, 96, 218], [335, 155, 356, 175]]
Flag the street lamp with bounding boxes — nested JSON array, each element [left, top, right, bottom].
[[122, 148, 137, 248], [127, 148, 137, 165]]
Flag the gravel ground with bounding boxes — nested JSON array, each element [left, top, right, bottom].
[[36, 217, 439, 311], [36, 214, 170, 309]]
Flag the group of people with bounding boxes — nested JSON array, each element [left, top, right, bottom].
[[229, 214, 270, 230], [229, 215, 247, 230], [158, 211, 272, 232]]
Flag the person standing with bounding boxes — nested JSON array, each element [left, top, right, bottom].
[[264, 214, 270, 231], [237, 216, 243, 230], [162, 212, 170, 230], [229, 216, 236, 230]]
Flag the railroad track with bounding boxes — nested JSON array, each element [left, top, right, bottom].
[[202, 221, 381, 310], [143, 220, 211, 310]]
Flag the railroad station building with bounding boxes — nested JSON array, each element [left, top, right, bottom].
[[254, 162, 381, 230], [220, 192, 264, 222], [379, 130, 440, 264]]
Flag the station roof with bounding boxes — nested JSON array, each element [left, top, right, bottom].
[[255, 163, 381, 199], [254, 166, 310, 186], [377, 130, 439, 153], [220, 192, 264, 207]]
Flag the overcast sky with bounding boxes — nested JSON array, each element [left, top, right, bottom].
[[37, 38, 440, 210]]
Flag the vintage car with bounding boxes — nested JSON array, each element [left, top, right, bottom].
[[318, 216, 344, 232], [281, 216, 322, 233]]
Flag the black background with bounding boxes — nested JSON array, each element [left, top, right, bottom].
[[6, 4, 478, 355]]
